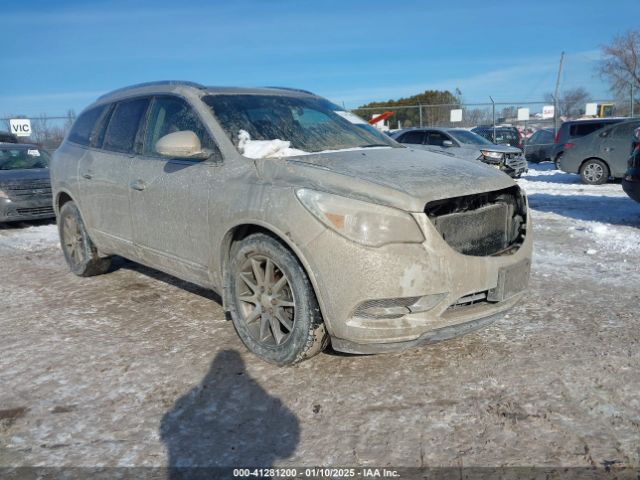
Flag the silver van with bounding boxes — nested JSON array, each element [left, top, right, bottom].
[[51, 81, 532, 365]]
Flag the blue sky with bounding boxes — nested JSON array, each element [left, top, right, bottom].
[[1, 0, 638, 117]]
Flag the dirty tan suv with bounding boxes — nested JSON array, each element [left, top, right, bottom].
[[51, 81, 532, 365]]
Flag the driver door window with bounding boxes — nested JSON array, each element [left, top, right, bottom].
[[143, 96, 215, 157]]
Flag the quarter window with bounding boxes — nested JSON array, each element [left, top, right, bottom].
[[102, 98, 150, 153], [143, 96, 214, 157]]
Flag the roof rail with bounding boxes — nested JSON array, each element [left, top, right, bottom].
[[97, 81, 205, 100], [263, 86, 315, 95]]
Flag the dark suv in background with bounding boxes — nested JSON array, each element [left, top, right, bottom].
[[471, 126, 523, 149], [551, 118, 625, 165]]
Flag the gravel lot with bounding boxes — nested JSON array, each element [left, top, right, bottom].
[[1, 164, 639, 472]]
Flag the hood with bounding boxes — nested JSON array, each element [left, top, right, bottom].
[[260, 147, 516, 212], [0, 168, 50, 184]]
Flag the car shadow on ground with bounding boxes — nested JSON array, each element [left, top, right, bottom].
[[528, 193, 640, 227], [160, 349, 300, 477]]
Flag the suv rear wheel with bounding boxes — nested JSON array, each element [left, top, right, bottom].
[[580, 158, 609, 185], [58, 201, 111, 276], [227, 233, 328, 365]]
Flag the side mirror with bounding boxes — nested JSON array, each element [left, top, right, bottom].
[[155, 130, 206, 159], [442, 140, 454, 147]]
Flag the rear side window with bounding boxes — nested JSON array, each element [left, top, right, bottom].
[[473, 129, 493, 142], [569, 122, 605, 137], [398, 131, 425, 144], [538, 130, 554, 143], [103, 98, 150, 153], [68, 106, 106, 146]]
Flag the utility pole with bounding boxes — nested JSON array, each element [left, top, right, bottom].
[[489, 96, 496, 142], [631, 83, 635, 117], [553, 51, 565, 132]]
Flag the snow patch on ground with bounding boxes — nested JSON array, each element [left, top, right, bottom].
[[0, 224, 59, 251], [520, 163, 640, 255]]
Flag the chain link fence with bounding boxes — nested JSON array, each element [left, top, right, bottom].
[[2, 97, 638, 150], [353, 99, 636, 134]]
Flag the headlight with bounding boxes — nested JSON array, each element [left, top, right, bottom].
[[0, 189, 8, 199], [296, 189, 424, 247], [481, 150, 504, 160]]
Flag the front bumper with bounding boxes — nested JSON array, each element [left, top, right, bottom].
[[481, 156, 528, 178], [300, 209, 533, 353], [0, 197, 55, 222]]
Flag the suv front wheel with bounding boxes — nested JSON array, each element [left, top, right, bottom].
[[227, 233, 328, 365], [580, 158, 609, 185]]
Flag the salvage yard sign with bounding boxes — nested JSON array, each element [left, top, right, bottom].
[[9, 118, 31, 137], [450, 109, 463, 123]]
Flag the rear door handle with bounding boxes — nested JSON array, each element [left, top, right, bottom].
[[82, 172, 93, 179], [129, 179, 146, 191]]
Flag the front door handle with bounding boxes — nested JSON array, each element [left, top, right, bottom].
[[82, 172, 93, 180], [130, 179, 146, 191]]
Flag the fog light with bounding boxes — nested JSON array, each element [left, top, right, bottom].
[[408, 293, 448, 313], [354, 293, 447, 319]]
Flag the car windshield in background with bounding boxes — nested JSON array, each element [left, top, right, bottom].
[[203, 94, 397, 157], [449, 130, 493, 145], [0, 147, 50, 170]]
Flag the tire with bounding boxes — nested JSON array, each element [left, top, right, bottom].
[[58, 201, 111, 277], [580, 158, 609, 185], [226, 233, 328, 365]]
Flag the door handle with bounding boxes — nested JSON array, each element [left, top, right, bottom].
[[82, 173, 93, 179], [130, 179, 146, 191]]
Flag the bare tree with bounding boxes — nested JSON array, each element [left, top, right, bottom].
[[544, 87, 591, 118], [599, 29, 640, 96]]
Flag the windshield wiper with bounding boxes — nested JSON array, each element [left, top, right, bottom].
[[359, 144, 391, 148]]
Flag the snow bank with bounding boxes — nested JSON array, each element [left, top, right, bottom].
[[237, 130, 308, 159], [0, 224, 60, 251], [520, 163, 640, 255]]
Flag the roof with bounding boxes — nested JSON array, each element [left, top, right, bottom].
[[95, 81, 316, 104]]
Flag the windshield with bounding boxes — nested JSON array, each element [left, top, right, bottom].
[[0, 147, 50, 170], [203, 94, 398, 158], [449, 130, 493, 145]]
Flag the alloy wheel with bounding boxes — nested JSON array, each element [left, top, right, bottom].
[[584, 163, 604, 183], [235, 254, 296, 347]]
